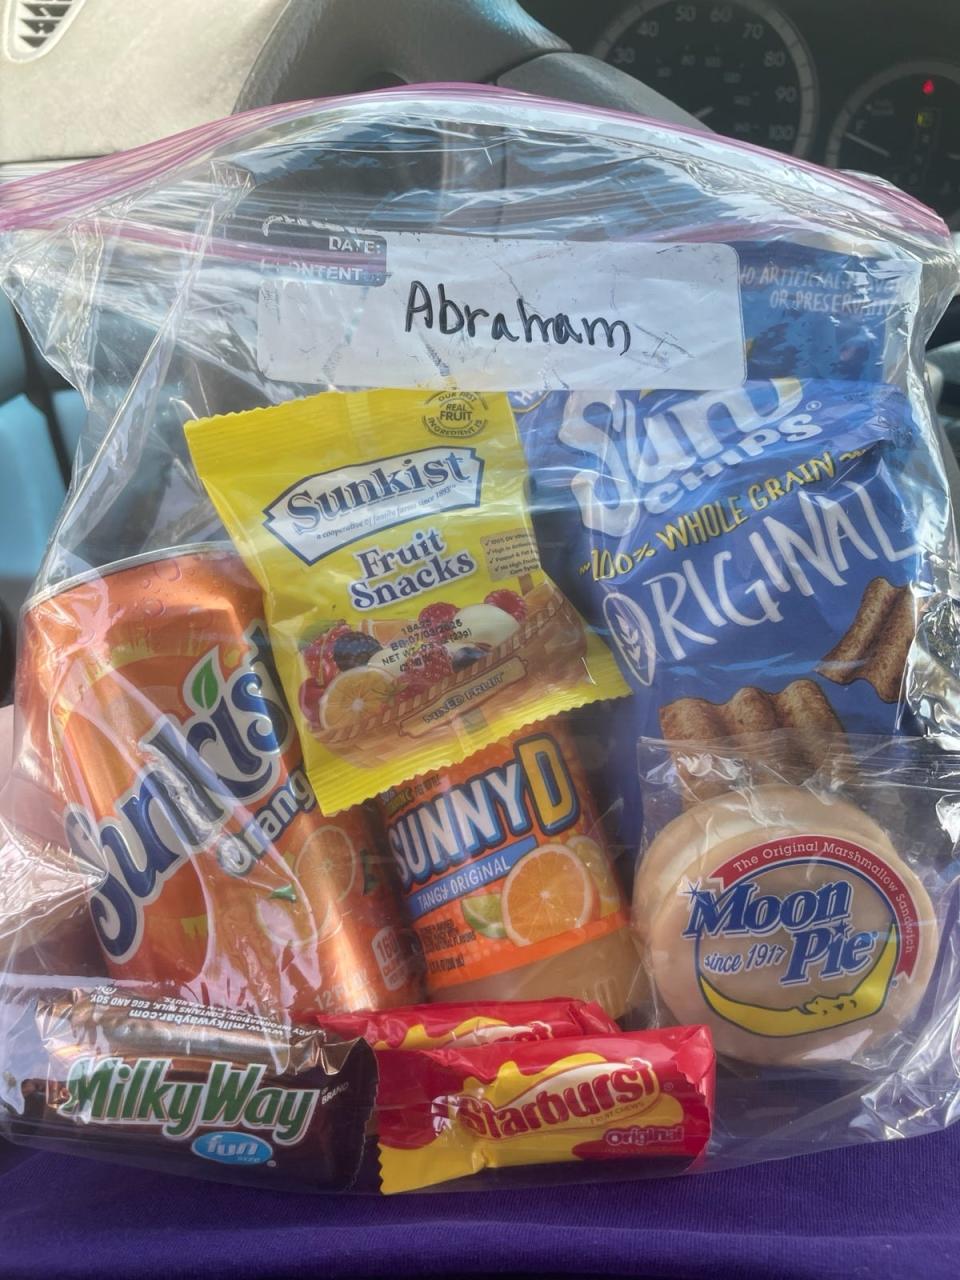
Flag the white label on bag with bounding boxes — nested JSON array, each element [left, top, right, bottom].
[[256, 233, 745, 391]]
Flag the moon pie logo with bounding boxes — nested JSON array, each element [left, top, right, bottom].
[[682, 835, 923, 1038]]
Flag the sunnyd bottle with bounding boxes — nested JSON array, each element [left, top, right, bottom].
[[378, 716, 640, 1018]]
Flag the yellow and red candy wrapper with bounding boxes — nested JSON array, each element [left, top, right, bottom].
[[376, 1026, 714, 1193], [311, 997, 619, 1050]]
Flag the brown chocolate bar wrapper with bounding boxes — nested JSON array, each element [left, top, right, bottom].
[[41, 989, 318, 1071], [3, 987, 377, 1193]]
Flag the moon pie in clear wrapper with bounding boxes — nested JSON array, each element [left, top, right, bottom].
[[633, 785, 939, 1067], [185, 388, 628, 814]]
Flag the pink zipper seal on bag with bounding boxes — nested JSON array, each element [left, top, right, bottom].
[[0, 84, 951, 243]]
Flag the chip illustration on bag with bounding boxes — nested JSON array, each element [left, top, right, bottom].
[[516, 374, 957, 829]]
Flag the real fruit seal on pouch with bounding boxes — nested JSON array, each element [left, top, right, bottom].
[[2, 82, 960, 1199]]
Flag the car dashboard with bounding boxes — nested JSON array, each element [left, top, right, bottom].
[[525, 0, 960, 226]]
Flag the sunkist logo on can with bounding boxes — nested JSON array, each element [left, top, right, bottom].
[[63, 624, 313, 964], [60, 1054, 316, 1147], [681, 835, 921, 1038]]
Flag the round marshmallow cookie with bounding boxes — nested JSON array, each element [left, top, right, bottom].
[[633, 786, 898, 944], [633, 787, 938, 1067]]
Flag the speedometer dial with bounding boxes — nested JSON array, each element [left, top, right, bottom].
[[593, 0, 817, 156], [825, 63, 960, 223]]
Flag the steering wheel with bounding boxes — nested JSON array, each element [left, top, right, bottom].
[[0, 0, 707, 165]]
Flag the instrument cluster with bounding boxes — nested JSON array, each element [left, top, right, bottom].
[[526, 0, 960, 224]]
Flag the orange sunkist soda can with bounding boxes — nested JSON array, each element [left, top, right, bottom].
[[18, 544, 420, 1016], [378, 717, 640, 1018]]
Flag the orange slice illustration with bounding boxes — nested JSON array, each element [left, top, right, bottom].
[[567, 835, 623, 917], [319, 667, 395, 729], [501, 844, 597, 946], [295, 824, 358, 905]]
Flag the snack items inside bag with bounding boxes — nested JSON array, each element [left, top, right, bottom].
[[1, 83, 960, 1193], [376, 1025, 715, 1193], [186, 389, 628, 813]]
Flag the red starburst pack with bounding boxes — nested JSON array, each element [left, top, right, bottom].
[[376, 1025, 714, 1193]]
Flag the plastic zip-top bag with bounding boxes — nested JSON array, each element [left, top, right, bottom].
[[1, 86, 959, 1193]]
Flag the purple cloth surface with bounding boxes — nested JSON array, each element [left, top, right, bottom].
[[1, 1127, 958, 1279]]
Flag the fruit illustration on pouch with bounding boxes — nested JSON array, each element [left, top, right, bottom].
[[368, 644, 408, 678], [304, 622, 354, 686], [319, 666, 396, 730], [454, 602, 520, 649], [484, 589, 527, 622], [400, 642, 453, 695], [419, 601, 459, 639], [449, 643, 491, 672], [299, 677, 325, 729], [333, 630, 382, 671], [296, 593, 530, 732]]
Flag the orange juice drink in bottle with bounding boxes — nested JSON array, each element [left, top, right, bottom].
[[19, 544, 420, 1016], [378, 717, 638, 1017]]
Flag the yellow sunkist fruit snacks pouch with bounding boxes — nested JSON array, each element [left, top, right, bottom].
[[186, 389, 628, 813]]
